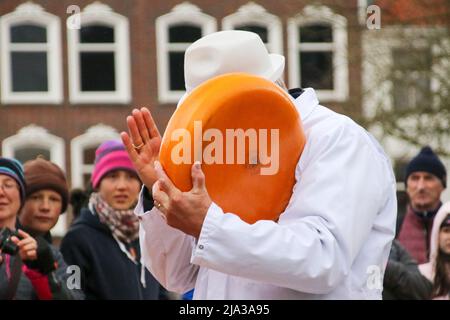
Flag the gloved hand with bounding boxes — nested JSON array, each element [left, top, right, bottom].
[[23, 236, 57, 275]]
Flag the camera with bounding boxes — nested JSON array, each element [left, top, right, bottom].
[[0, 227, 19, 255]]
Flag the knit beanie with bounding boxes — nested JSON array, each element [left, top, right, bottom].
[[24, 157, 69, 213], [0, 157, 26, 206], [91, 140, 137, 189], [405, 146, 447, 188]]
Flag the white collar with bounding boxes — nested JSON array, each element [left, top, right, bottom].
[[290, 88, 319, 121]]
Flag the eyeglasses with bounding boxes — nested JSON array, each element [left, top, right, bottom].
[[0, 181, 19, 192]]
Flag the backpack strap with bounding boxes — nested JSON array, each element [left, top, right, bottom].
[[2, 255, 23, 300]]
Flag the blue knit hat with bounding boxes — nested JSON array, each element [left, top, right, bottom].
[[0, 157, 26, 205], [405, 146, 447, 188]]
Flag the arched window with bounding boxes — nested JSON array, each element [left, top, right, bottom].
[[0, 2, 62, 104], [288, 5, 348, 101], [70, 124, 120, 189], [222, 2, 282, 55], [67, 2, 130, 104], [2, 125, 65, 169], [156, 2, 216, 103]]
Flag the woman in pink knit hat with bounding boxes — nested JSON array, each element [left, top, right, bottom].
[[60, 140, 162, 300]]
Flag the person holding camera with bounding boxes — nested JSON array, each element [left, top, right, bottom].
[[0, 157, 80, 300], [18, 157, 84, 299]]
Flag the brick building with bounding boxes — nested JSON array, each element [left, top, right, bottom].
[[362, 0, 450, 224], [0, 0, 364, 233]]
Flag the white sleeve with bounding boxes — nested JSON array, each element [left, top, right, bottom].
[[191, 119, 395, 294], [135, 188, 199, 293]]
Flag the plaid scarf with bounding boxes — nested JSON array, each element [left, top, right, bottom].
[[89, 192, 139, 244]]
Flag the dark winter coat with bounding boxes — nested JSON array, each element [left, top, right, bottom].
[[60, 208, 161, 300], [383, 240, 432, 299]]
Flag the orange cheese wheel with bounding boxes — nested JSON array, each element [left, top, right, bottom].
[[159, 73, 306, 224]]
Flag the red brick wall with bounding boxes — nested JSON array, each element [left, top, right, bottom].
[[0, 0, 362, 185]]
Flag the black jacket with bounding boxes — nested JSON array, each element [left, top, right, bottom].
[[60, 208, 161, 300], [383, 240, 432, 299]]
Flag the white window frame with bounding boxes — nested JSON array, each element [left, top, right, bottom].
[[0, 2, 62, 104], [1, 125, 67, 235], [156, 2, 216, 103], [67, 2, 131, 104], [358, 0, 370, 25], [2, 125, 65, 169], [70, 124, 119, 189], [222, 2, 283, 55], [288, 5, 349, 102]]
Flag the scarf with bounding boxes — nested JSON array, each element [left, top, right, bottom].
[[89, 192, 139, 244], [398, 204, 441, 264]]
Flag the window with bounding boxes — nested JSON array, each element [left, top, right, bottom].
[[1, 125, 67, 235], [0, 3, 62, 104], [70, 124, 120, 189], [167, 24, 202, 91], [1, 125, 65, 169], [156, 3, 216, 103], [392, 48, 431, 110], [222, 3, 282, 55], [299, 24, 334, 90], [235, 25, 268, 42], [67, 3, 130, 104], [14, 148, 51, 163], [288, 5, 348, 101], [82, 146, 98, 187]]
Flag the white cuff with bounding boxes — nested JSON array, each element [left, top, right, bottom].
[[190, 202, 223, 265], [134, 185, 165, 220]]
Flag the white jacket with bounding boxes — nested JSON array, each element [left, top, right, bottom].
[[135, 88, 397, 299]]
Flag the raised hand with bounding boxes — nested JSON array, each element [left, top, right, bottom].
[[121, 108, 162, 189]]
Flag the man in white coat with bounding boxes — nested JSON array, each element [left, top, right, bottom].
[[121, 31, 397, 299]]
